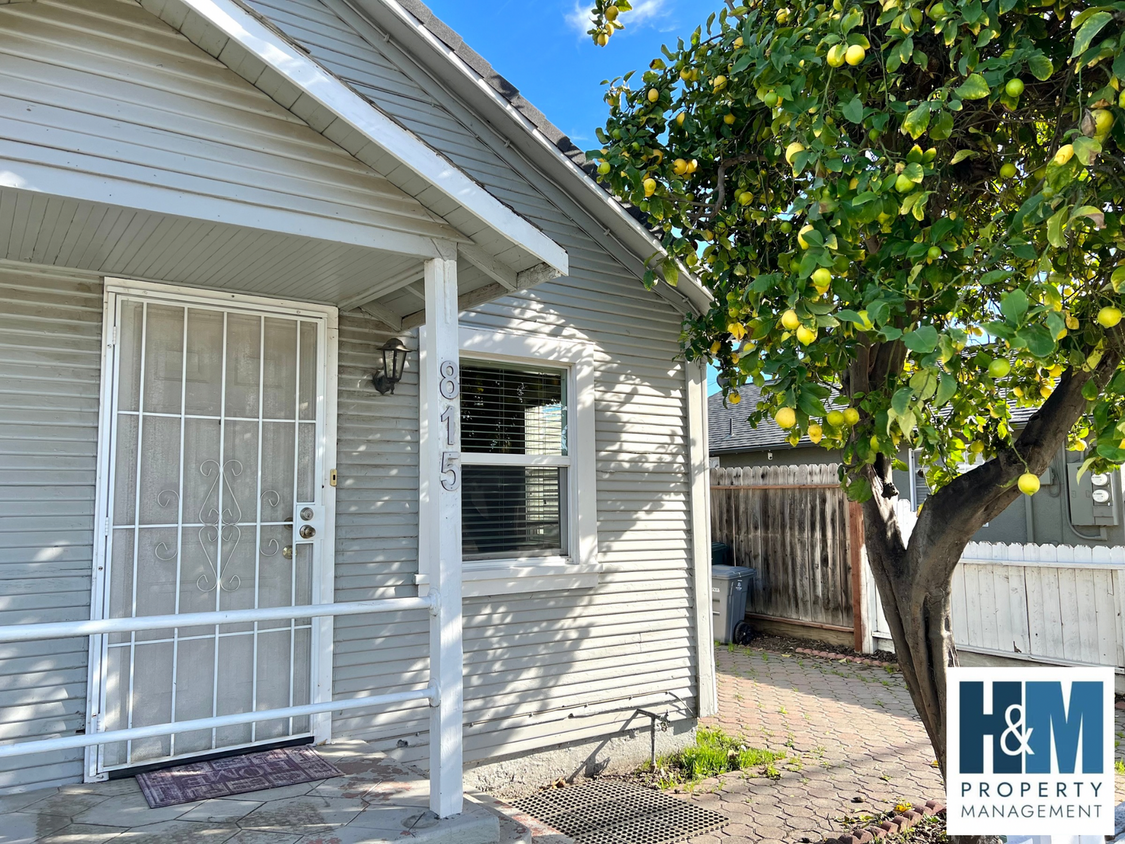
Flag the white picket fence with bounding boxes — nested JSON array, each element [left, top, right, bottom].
[[869, 531, 1125, 675]]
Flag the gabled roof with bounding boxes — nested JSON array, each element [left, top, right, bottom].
[[323, 0, 713, 313]]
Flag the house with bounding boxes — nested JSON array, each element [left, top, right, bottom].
[[0, 0, 719, 818], [709, 385, 1125, 548]]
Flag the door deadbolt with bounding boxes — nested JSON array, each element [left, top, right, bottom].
[[300, 507, 315, 521], [299, 525, 316, 539]]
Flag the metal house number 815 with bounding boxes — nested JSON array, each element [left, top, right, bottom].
[[439, 360, 460, 491]]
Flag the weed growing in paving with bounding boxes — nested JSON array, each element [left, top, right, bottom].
[[642, 727, 784, 788], [1115, 759, 1124, 776]]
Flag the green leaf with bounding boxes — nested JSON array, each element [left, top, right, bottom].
[[842, 97, 865, 124], [852, 192, 878, 206], [930, 110, 954, 140], [1000, 290, 1028, 324], [1083, 380, 1102, 401], [662, 258, 680, 286], [836, 309, 865, 325], [1096, 443, 1125, 462], [935, 373, 957, 407], [1071, 12, 1111, 59], [903, 162, 925, 182], [903, 325, 939, 353], [1076, 456, 1097, 482], [954, 73, 990, 100], [950, 149, 978, 164], [1071, 136, 1102, 166], [1027, 54, 1054, 81], [1047, 206, 1068, 248], [1112, 266, 1125, 292], [1020, 324, 1056, 357], [892, 387, 913, 415], [902, 103, 931, 139], [798, 390, 826, 417]]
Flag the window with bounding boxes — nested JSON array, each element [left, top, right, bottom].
[[461, 362, 569, 560], [456, 327, 599, 595]]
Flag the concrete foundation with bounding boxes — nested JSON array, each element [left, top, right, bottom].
[[460, 717, 698, 801]]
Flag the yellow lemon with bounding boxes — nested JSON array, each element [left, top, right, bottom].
[[775, 407, 797, 429], [643, 177, 657, 197], [734, 36, 744, 48], [673, 158, 688, 175], [988, 358, 1011, 378], [970, 441, 985, 454], [1000, 162, 1017, 179], [675, 112, 687, 127], [729, 390, 741, 405], [827, 44, 847, 67], [605, 4, 619, 20], [845, 44, 866, 65], [647, 88, 660, 103], [724, 113, 736, 125], [826, 410, 845, 428], [797, 224, 815, 249], [843, 407, 860, 426], [1053, 144, 1074, 166], [808, 423, 824, 444], [781, 309, 801, 330], [811, 267, 832, 289], [796, 325, 817, 345], [1097, 306, 1122, 328], [596, 32, 609, 46], [713, 75, 728, 90], [1092, 108, 1115, 137], [1018, 473, 1040, 496], [785, 142, 806, 165]]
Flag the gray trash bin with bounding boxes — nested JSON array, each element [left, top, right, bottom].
[[711, 565, 755, 644]]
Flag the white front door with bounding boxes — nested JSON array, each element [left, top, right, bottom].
[[89, 281, 337, 775]]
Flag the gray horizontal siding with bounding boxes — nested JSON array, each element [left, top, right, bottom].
[[332, 273, 698, 763], [253, 0, 700, 764], [0, 263, 103, 791]]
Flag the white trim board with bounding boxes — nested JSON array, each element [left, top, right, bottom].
[[162, 0, 569, 278], [457, 325, 600, 596]]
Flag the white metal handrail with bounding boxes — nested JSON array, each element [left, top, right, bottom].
[[0, 595, 438, 760], [0, 688, 436, 759], [0, 596, 435, 643]]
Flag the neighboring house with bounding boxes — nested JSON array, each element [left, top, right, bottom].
[[709, 385, 1125, 548], [0, 0, 718, 815]]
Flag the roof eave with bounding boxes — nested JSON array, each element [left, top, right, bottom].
[[165, 0, 569, 276], [348, 0, 713, 315]]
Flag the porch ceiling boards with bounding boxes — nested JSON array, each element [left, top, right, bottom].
[[0, 188, 429, 306]]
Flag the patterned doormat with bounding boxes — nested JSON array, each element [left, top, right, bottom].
[[137, 746, 342, 807], [511, 780, 728, 844]]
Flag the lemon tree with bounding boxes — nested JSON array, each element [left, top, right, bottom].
[[587, 0, 1124, 796]]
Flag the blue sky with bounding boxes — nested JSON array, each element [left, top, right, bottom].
[[423, 0, 723, 393]]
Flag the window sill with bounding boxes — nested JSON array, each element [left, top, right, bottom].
[[462, 562, 601, 597]]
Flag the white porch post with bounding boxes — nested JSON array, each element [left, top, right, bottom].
[[418, 247, 464, 818]]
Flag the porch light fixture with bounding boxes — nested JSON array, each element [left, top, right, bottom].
[[373, 338, 409, 395]]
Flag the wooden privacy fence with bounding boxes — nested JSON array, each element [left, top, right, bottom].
[[710, 464, 862, 639]]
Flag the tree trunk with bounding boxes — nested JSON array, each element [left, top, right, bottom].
[[850, 344, 1122, 844]]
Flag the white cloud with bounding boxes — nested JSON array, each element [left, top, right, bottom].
[[565, 1, 597, 33], [628, 0, 670, 25], [565, 0, 671, 35]]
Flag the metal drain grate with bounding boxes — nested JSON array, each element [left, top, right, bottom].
[[512, 780, 728, 844]]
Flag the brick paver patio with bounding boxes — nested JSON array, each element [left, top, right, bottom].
[[675, 644, 1125, 843]]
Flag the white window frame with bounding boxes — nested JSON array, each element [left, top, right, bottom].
[[458, 326, 599, 597]]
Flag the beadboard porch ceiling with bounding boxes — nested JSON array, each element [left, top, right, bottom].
[[0, 187, 504, 317]]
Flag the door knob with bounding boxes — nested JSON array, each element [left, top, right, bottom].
[[282, 545, 293, 559], [299, 525, 316, 539], [300, 507, 315, 521]]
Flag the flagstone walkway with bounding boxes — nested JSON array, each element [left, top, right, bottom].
[[676, 645, 1125, 843]]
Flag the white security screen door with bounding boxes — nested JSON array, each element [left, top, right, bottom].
[[90, 282, 336, 775]]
